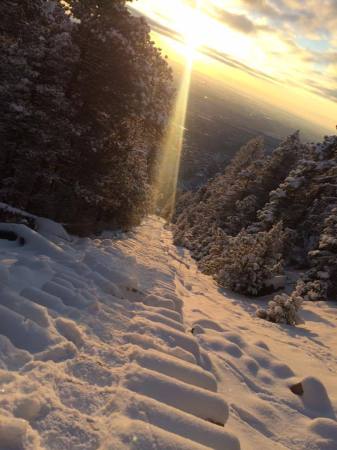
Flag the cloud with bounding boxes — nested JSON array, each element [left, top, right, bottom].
[[207, 5, 274, 35], [212, 9, 256, 34], [219, 0, 337, 99], [139, 16, 282, 85], [240, 0, 281, 20], [200, 46, 281, 84], [131, 1, 337, 103]]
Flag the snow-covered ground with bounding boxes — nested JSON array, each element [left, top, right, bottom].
[[0, 216, 336, 450]]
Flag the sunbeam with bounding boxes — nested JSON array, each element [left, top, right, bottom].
[[154, 0, 202, 218]]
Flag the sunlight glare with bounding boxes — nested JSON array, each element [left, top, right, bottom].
[[154, 0, 202, 218], [179, 0, 203, 57]]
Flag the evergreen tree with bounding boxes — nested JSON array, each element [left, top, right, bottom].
[[0, 0, 173, 230], [174, 134, 304, 274], [0, 0, 79, 217], [216, 223, 286, 296], [173, 132, 337, 312], [66, 0, 174, 227]]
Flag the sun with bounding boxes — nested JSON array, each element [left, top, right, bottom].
[[130, 0, 205, 58], [178, 0, 203, 56]]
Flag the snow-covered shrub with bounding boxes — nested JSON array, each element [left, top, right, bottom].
[[294, 279, 327, 302], [174, 132, 337, 306], [173, 134, 304, 273], [217, 223, 286, 296], [305, 204, 337, 300], [257, 292, 303, 326], [173, 137, 268, 265]]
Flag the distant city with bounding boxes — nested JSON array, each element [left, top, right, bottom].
[[175, 65, 324, 189]]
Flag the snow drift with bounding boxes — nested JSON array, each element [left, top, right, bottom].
[[0, 215, 336, 450], [0, 217, 239, 450]]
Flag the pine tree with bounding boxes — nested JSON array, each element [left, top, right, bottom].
[[0, 0, 79, 218], [216, 223, 286, 296], [66, 0, 174, 228], [173, 132, 337, 308], [0, 0, 173, 230], [173, 134, 304, 276]]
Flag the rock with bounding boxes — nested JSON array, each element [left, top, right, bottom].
[[290, 382, 304, 396], [256, 309, 267, 320], [191, 325, 204, 335]]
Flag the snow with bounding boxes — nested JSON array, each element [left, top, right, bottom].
[[0, 223, 70, 261], [0, 415, 41, 450], [0, 216, 336, 449], [0, 202, 36, 219], [179, 260, 337, 449]]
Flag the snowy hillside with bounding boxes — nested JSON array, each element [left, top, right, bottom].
[[0, 216, 337, 450]]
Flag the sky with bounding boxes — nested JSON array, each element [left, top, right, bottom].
[[131, 0, 337, 133]]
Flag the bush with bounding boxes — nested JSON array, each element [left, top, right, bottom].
[[257, 292, 303, 326], [217, 223, 286, 296]]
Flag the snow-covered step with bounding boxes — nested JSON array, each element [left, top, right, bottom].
[[131, 348, 217, 392], [123, 390, 240, 450], [144, 293, 184, 313], [124, 332, 197, 365], [110, 417, 209, 450], [0, 334, 31, 370], [0, 216, 242, 449], [53, 272, 90, 290], [21, 286, 70, 315], [0, 304, 57, 353], [88, 271, 123, 298], [143, 294, 177, 310], [140, 305, 183, 323], [87, 261, 139, 292], [0, 289, 50, 328], [161, 292, 184, 313], [123, 366, 229, 425], [129, 318, 201, 362], [52, 276, 78, 290], [42, 280, 89, 309], [137, 310, 185, 332]]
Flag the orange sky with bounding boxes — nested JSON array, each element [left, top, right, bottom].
[[132, 0, 337, 133]]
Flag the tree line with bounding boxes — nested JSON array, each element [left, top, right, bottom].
[[174, 133, 337, 324], [0, 0, 173, 233]]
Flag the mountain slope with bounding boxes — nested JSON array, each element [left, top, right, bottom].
[[0, 216, 336, 449]]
